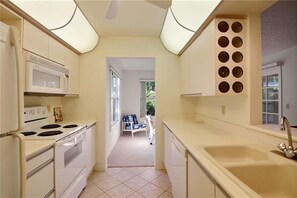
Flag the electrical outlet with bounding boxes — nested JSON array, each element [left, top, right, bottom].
[[221, 105, 226, 115], [286, 103, 290, 109], [47, 105, 51, 113]]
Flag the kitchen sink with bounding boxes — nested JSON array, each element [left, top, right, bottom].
[[226, 164, 297, 198], [204, 145, 269, 162]]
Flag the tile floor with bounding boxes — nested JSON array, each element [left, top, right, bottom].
[[79, 167, 173, 198]]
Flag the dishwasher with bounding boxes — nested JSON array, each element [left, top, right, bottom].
[[171, 134, 187, 198]]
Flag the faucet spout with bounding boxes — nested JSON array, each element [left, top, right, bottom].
[[280, 117, 293, 148]]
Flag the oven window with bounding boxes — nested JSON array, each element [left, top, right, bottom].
[[64, 141, 82, 167]]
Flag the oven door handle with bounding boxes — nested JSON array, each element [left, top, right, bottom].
[[56, 132, 84, 148]]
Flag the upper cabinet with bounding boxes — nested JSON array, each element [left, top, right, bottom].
[[180, 18, 246, 97], [23, 20, 66, 65], [23, 20, 49, 59], [65, 48, 79, 95], [48, 37, 65, 65]]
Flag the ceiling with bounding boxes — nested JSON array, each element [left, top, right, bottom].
[[75, 0, 167, 36], [261, 0, 297, 57], [74, 0, 296, 69]]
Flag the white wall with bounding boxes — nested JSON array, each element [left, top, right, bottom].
[[263, 45, 297, 126], [24, 96, 63, 122], [122, 70, 155, 117], [62, 37, 196, 170]]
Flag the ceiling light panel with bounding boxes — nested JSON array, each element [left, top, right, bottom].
[[10, 0, 99, 53], [161, 0, 221, 55]]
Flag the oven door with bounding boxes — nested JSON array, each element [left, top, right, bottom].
[[55, 130, 86, 198]]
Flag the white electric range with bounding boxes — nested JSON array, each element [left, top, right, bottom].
[[22, 106, 87, 198]]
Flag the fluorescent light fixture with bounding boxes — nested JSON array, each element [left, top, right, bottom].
[[10, 0, 99, 53], [161, 0, 221, 54]]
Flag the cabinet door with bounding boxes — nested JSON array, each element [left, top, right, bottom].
[[23, 20, 48, 58], [49, 37, 65, 65], [164, 125, 172, 180], [188, 154, 215, 198], [90, 125, 96, 169], [65, 48, 79, 94], [86, 125, 96, 175], [179, 20, 216, 96], [26, 161, 54, 198]]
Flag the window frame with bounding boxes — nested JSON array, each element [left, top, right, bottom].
[[262, 64, 282, 124], [110, 71, 120, 126]]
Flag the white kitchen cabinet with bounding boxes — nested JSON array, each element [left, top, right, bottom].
[[164, 125, 172, 178], [65, 48, 79, 95], [26, 147, 54, 198], [86, 124, 96, 176], [180, 18, 246, 96], [49, 36, 65, 65], [188, 154, 215, 198], [164, 124, 187, 198], [188, 154, 230, 198], [23, 20, 48, 58]]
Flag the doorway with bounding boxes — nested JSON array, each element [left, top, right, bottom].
[[106, 57, 156, 167]]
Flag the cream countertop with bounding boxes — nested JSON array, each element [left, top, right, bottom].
[[163, 118, 297, 198], [25, 139, 55, 160]]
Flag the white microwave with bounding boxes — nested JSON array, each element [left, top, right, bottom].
[[25, 52, 69, 95]]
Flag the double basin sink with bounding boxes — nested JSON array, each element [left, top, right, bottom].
[[202, 145, 297, 197]]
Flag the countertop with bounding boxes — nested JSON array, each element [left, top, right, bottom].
[[163, 118, 297, 197], [25, 139, 55, 160]]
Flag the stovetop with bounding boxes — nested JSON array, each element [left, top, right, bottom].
[[21, 123, 87, 141]]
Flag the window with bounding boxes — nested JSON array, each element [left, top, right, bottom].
[[111, 72, 120, 125], [262, 65, 282, 124], [140, 81, 155, 117]]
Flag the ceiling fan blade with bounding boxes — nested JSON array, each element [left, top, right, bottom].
[[106, 0, 121, 19], [145, 0, 172, 9]]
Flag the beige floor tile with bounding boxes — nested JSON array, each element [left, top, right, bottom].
[[79, 183, 104, 198], [124, 176, 149, 191], [96, 193, 111, 198], [95, 177, 121, 192], [138, 169, 164, 182], [151, 174, 171, 190], [126, 167, 150, 175], [89, 171, 111, 183], [112, 170, 135, 182], [137, 183, 165, 198], [106, 167, 126, 176], [158, 191, 173, 198], [106, 184, 135, 198], [127, 192, 145, 198]]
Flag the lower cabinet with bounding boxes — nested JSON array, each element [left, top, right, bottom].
[[26, 147, 54, 198], [164, 124, 187, 198], [86, 124, 96, 176], [188, 154, 230, 198]]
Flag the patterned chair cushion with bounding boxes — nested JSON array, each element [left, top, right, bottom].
[[122, 114, 146, 130]]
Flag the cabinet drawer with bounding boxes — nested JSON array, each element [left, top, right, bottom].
[[26, 148, 53, 174], [26, 161, 54, 198]]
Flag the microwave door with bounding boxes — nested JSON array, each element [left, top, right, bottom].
[[27, 63, 65, 94]]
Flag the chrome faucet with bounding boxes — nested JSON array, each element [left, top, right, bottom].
[[277, 117, 297, 159]]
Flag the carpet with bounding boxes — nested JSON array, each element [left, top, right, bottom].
[[107, 131, 155, 167]]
